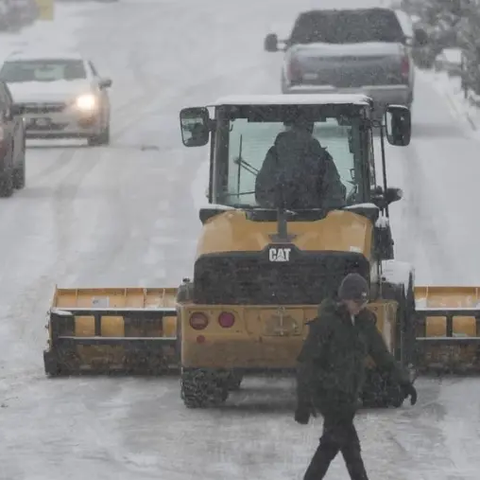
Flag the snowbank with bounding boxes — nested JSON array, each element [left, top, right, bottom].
[[416, 68, 480, 132]]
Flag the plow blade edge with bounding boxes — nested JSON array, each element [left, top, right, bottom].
[[415, 286, 480, 372], [43, 287, 179, 376]]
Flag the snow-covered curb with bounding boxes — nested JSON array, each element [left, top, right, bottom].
[[416, 68, 480, 131]]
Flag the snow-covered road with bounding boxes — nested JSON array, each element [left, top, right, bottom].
[[0, 1, 478, 479]]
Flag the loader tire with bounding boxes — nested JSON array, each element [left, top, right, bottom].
[[181, 368, 229, 408]]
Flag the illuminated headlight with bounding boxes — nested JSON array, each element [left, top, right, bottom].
[[75, 94, 97, 111]]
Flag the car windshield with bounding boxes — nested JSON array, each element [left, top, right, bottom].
[[290, 9, 405, 44], [0, 59, 87, 83], [214, 105, 366, 209]]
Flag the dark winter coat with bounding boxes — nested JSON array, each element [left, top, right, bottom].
[[296, 298, 410, 415], [254, 129, 346, 210]]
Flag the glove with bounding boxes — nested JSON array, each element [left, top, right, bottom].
[[294, 402, 317, 425], [401, 382, 417, 406]]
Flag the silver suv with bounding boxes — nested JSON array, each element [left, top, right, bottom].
[[264, 7, 428, 119]]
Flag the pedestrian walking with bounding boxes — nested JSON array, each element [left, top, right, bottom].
[[295, 273, 417, 480]]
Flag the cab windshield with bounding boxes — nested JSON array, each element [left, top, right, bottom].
[[213, 104, 367, 209], [0, 59, 87, 83]]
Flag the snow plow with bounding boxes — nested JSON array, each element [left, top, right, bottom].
[[414, 286, 480, 373], [42, 93, 480, 410], [43, 287, 179, 375]]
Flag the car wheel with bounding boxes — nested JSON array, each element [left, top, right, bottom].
[[0, 167, 14, 198], [0, 146, 14, 198], [13, 142, 26, 190], [88, 122, 110, 147]]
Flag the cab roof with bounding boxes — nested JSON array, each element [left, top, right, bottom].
[[299, 6, 395, 14], [211, 94, 371, 107]]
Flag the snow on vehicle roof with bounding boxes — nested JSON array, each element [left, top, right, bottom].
[[211, 94, 371, 107]]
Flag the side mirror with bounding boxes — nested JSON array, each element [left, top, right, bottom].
[[385, 187, 403, 205], [385, 105, 411, 146], [264, 33, 278, 52], [371, 186, 403, 208], [98, 78, 112, 88], [413, 27, 428, 47], [180, 107, 210, 147]]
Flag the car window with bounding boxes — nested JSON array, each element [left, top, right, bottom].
[[0, 59, 87, 83], [290, 9, 406, 45]]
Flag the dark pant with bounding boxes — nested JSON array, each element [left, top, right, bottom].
[[303, 409, 368, 480]]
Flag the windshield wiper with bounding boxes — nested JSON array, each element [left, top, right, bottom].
[[233, 156, 258, 176]]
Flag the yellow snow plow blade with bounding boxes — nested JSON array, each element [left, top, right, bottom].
[[43, 287, 179, 376], [414, 286, 480, 372]]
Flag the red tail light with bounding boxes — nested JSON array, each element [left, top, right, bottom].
[[287, 58, 302, 84], [218, 312, 235, 328], [189, 312, 208, 330], [401, 56, 410, 78]]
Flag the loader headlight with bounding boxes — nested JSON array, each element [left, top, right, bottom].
[[75, 94, 97, 111]]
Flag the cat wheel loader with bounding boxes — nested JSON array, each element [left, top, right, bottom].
[[43, 93, 480, 409]]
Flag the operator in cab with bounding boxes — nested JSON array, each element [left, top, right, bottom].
[[254, 116, 346, 209]]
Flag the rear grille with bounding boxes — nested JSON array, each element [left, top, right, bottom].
[[20, 102, 66, 114], [193, 250, 370, 305]]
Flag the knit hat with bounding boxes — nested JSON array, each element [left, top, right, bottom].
[[338, 273, 369, 302]]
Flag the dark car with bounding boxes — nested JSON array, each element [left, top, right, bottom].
[[0, 80, 26, 197], [11, 0, 39, 26], [0, 0, 15, 31], [0, 0, 37, 30]]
